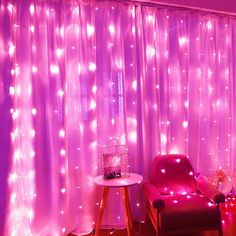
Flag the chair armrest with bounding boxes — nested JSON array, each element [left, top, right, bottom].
[[142, 181, 165, 210], [196, 176, 225, 204]]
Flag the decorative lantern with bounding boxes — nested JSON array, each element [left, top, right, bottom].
[[101, 139, 130, 180]]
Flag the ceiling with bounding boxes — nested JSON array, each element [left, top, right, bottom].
[[144, 0, 236, 14]]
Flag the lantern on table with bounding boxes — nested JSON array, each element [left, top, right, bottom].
[[101, 139, 130, 180]]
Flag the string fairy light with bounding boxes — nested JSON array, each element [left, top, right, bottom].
[[6, 3, 36, 236], [1, 1, 235, 235]]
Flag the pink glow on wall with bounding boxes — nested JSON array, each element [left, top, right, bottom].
[[0, 0, 236, 235]]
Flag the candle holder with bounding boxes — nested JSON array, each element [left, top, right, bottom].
[[101, 139, 130, 180]]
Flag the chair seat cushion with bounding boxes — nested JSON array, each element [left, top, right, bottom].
[[159, 194, 221, 231]]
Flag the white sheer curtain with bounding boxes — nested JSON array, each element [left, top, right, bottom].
[[0, 0, 236, 235]]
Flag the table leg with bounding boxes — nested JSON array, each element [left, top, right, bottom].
[[124, 187, 133, 228], [95, 187, 109, 236], [121, 187, 133, 236]]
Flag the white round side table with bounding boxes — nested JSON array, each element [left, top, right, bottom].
[[94, 173, 143, 236]]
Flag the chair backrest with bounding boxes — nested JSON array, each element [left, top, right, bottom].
[[150, 154, 196, 195]]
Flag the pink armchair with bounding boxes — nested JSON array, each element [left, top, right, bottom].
[[143, 154, 225, 236]]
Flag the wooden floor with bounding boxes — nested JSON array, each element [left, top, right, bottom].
[[69, 211, 236, 236]]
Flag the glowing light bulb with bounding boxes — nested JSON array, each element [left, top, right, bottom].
[[77, 63, 81, 74], [182, 120, 188, 128], [86, 24, 95, 37], [208, 202, 214, 207], [30, 129, 36, 137], [111, 118, 115, 125], [30, 4, 35, 15], [60, 149, 66, 156], [92, 85, 97, 93], [56, 48, 63, 58], [30, 25, 35, 33], [9, 173, 18, 183], [109, 24, 115, 34], [61, 188, 66, 194], [30, 150, 35, 158], [7, 3, 13, 13], [58, 89, 64, 97], [31, 108, 37, 116], [88, 62, 96, 71], [128, 132, 137, 143], [60, 167, 66, 174], [161, 169, 165, 173], [32, 45, 36, 52], [11, 192, 17, 203], [146, 45, 155, 59], [59, 129, 65, 138], [32, 66, 38, 73], [9, 86, 15, 95], [132, 26, 135, 34], [207, 21, 213, 30], [161, 134, 167, 145], [132, 80, 137, 90], [12, 109, 19, 120], [50, 64, 59, 74], [9, 42, 15, 57], [147, 15, 154, 23], [13, 150, 21, 161], [153, 104, 158, 110], [89, 99, 96, 110], [115, 58, 123, 69], [179, 36, 187, 46]]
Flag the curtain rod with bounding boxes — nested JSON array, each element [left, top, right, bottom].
[[123, 0, 236, 17], [91, 0, 236, 17], [55, 0, 236, 17]]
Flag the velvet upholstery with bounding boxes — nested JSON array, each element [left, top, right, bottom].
[[158, 194, 221, 230], [143, 154, 225, 236], [196, 175, 225, 204], [150, 154, 196, 195], [142, 182, 165, 210]]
